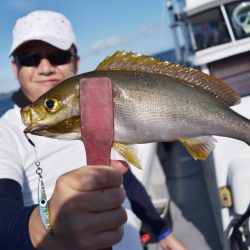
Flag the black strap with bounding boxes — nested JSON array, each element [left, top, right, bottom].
[[230, 205, 250, 250]]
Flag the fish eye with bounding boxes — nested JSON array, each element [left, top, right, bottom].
[[44, 98, 60, 113]]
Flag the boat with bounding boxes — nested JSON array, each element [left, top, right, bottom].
[[1, 2, 249, 249], [148, 0, 250, 249]]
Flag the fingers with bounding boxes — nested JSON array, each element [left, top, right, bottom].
[[47, 164, 128, 249], [70, 186, 126, 212], [67, 207, 127, 233], [57, 165, 123, 192], [110, 160, 129, 174], [93, 226, 124, 249], [75, 226, 124, 250]]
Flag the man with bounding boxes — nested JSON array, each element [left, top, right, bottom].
[[0, 10, 187, 250]]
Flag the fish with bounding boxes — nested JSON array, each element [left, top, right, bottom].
[[21, 50, 250, 168]]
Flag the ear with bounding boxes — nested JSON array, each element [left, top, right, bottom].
[[11, 60, 19, 80]]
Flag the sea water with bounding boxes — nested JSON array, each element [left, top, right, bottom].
[[0, 95, 14, 116]]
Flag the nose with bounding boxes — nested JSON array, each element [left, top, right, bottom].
[[37, 58, 56, 75]]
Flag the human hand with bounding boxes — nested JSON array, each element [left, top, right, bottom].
[[159, 233, 188, 250], [29, 161, 128, 250]]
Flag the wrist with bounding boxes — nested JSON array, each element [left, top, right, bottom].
[[156, 228, 173, 241]]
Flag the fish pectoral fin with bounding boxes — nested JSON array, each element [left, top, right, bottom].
[[112, 142, 142, 169], [178, 136, 217, 160]]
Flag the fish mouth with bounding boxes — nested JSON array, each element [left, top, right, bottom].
[[23, 123, 41, 134], [20, 106, 42, 134]]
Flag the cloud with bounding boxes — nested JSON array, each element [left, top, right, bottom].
[[84, 22, 161, 56], [85, 36, 129, 55], [8, 0, 32, 10]]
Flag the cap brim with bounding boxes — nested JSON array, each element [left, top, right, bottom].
[[9, 36, 73, 56]]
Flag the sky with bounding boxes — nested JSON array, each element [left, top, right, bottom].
[[0, 0, 176, 94]]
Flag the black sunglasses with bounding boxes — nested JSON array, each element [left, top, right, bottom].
[[14, 50, 76, 67]]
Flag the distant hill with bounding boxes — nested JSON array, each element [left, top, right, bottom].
[[0, 92, 12, 100], [0, 92, 14, 116]]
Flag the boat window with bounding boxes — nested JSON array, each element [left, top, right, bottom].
[[189, 8, 231, 51], [225, 1, 250, 40]]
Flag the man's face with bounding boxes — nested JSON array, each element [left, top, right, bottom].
[[12, 41, 80, 102]]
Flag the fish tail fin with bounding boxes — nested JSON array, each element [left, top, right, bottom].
[[178, 136, 217, 160]]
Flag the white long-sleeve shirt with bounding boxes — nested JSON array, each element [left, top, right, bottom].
[[0, 105, 142, 250]]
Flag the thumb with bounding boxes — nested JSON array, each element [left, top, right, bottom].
[[111, 160, 129, 174]]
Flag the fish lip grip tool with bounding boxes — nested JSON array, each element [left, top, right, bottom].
[[79, 77, 114, 165], [79, 77, 114, 250]]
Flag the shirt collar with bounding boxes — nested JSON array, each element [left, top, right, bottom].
[[11, 89, 31, 108]]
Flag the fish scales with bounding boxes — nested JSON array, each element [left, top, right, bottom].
[[101, 71, 249, 144], [22, 69, 250, 145], [20, 51, 250, 165]]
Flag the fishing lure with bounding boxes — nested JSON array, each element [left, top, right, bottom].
[[37, 162, 53, 238], [24, 132, 53, 238]]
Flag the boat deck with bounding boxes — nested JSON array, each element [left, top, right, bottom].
[[144, 142, 225, 249]]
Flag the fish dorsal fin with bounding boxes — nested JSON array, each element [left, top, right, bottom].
[[112, 142, 142, 169], [96, 51, 240, 107], [178, 136, 217, 160]]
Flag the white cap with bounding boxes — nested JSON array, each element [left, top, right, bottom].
[[9, 10, 77, 56]]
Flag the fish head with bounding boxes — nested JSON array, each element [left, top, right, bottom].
[[20, 79, 81, 140]]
